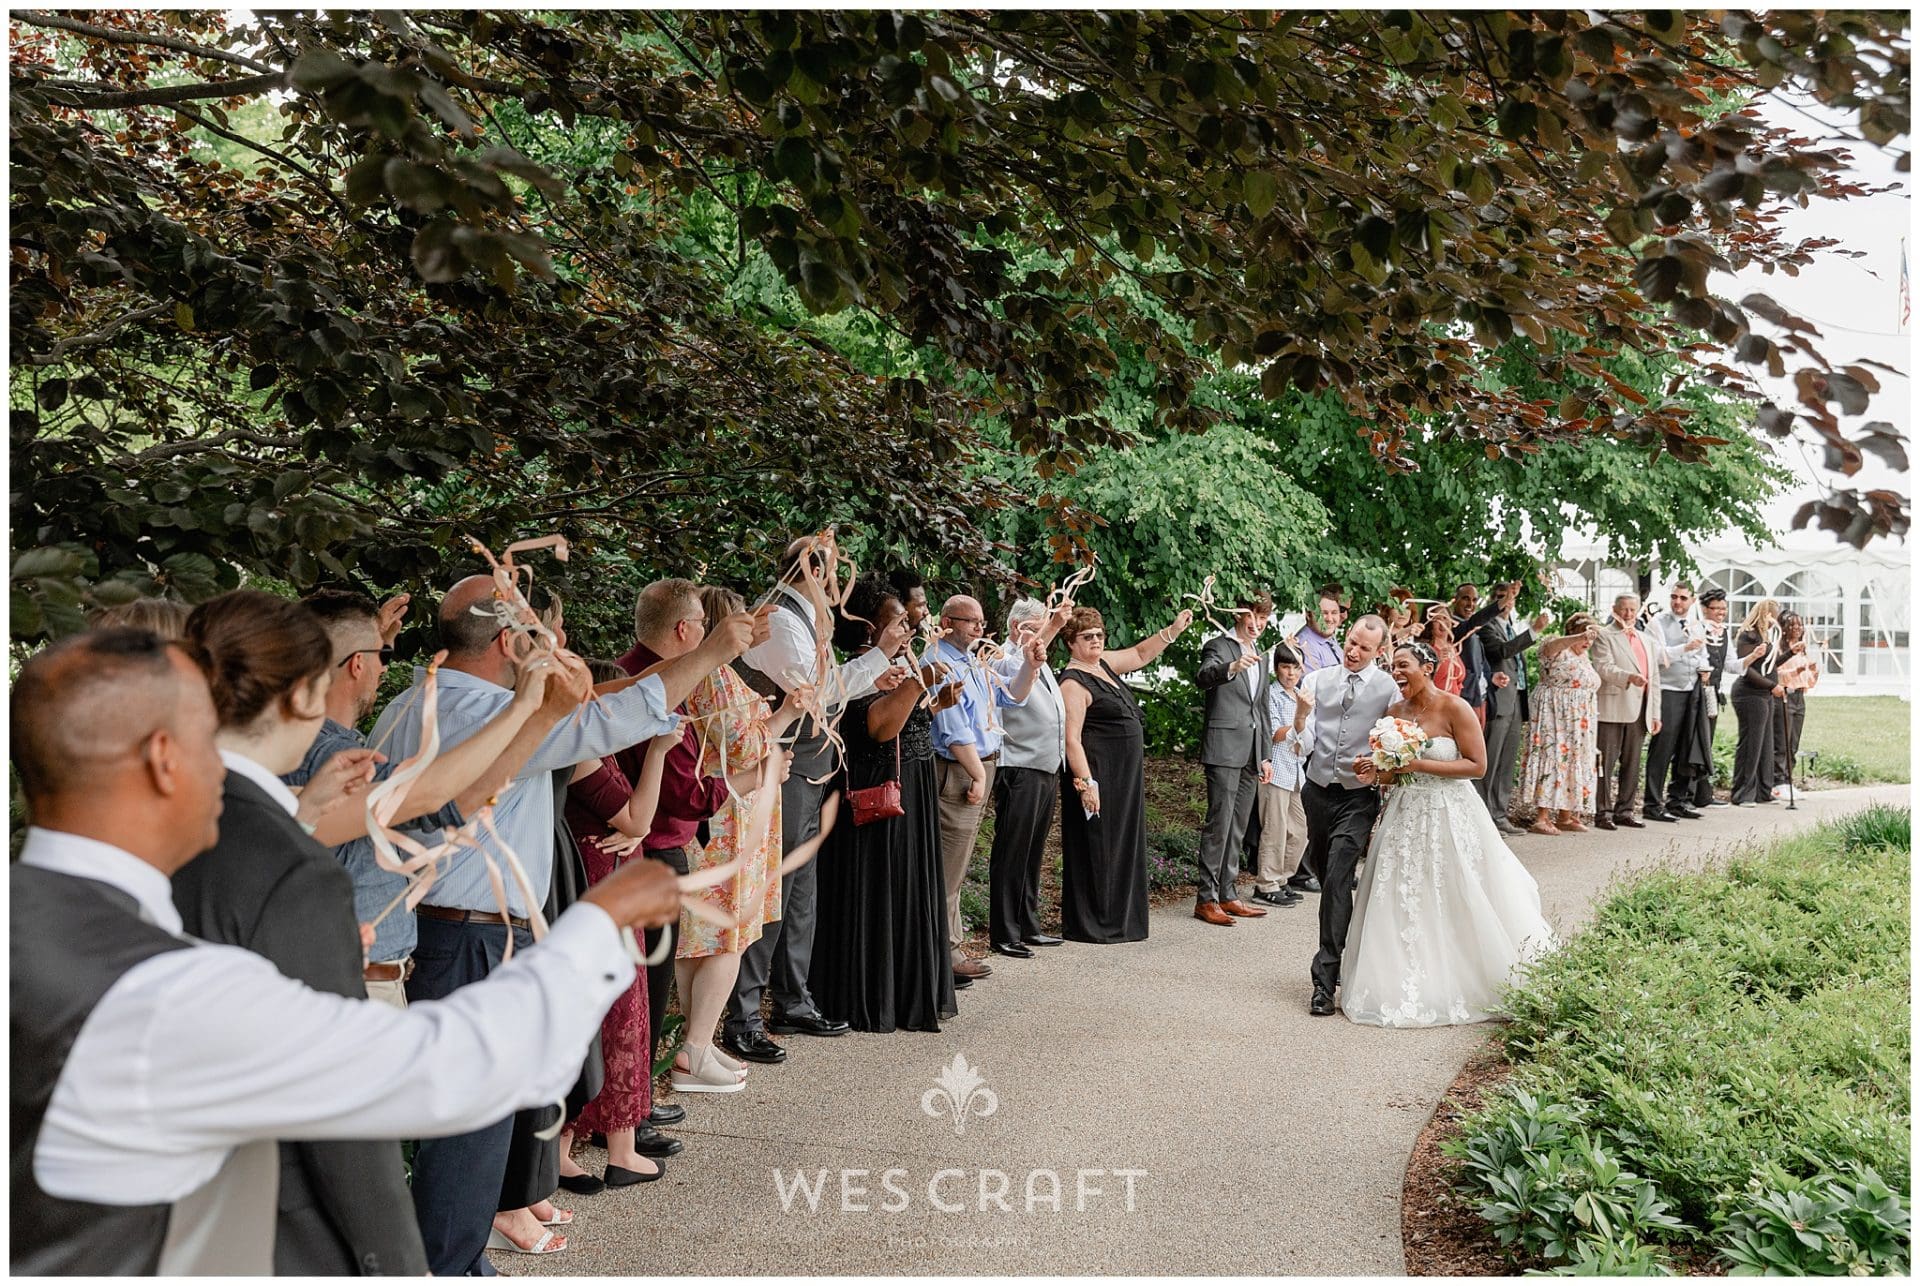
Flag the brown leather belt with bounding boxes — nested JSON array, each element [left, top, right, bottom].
[[417, 905, 532, 931], [363, 959, 413, 983]]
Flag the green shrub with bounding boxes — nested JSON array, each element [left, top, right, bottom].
[[1532, 1233, 1678, 1276], [1451, 810, 1911, 1271], [1146, 826, 1200, 890], [1715, 1167, 1910, 1276]]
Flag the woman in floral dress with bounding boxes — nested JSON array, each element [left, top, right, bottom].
[[671, 586, 801, 1091], [1515, 612, 1602, 835]]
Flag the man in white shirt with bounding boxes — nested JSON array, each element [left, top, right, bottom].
[[725, 536, 902, 1062], [1193, 593, 1276, 926], [1298, 615, 1398, 1016], [9, 627, 682, 1276]]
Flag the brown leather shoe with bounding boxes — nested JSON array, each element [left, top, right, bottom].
[[1219, 899, 1269, 918], [953, 957, 993, 979], [1193, 902, 1235, 926]]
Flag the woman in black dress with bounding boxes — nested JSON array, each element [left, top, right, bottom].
[[1057, 605, 1194, 943], [813, 576, 960, 1032], [1730, 598, 1784, 806]]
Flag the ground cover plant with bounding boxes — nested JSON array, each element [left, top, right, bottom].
[[1446, 805, 1912, 1274]]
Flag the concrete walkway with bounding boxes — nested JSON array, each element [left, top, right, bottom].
[[509, 786, 1906, 1276]]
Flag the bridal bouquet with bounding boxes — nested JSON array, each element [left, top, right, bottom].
[[1367, 716, 1431, 781]]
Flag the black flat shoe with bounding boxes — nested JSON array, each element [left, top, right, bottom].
[[632, 1126, 683, 1159], [721, 1030, 788, 1064], [1022, 934, 1064, 947], [767, 1012, 850, 1037], [951, 972, 974, 990], [557, 1172, 606, 1196], [1309, 989, 1336, 1017], [604, 1159, 666, 1187], [648, 1104, 686, 1127], [992, 941, 1035, 959], [1289, 877, 1322, 893]]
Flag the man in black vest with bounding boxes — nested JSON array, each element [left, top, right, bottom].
[[11, 628, 684, 1276]]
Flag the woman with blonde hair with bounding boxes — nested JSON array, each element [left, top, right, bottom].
[[1729, 598, 1784, 806]]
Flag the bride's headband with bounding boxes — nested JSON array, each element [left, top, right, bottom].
[[1395, 640, 1438, 669]]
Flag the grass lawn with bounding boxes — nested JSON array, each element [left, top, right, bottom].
[[1445, 805, 1912, 1275], [1714, 694, 1911, 786]]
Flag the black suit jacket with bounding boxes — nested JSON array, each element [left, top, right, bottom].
[[1195, 633, 1274, 768], [171, 771, 428, 1276], [1459, 603, 1535, 721]]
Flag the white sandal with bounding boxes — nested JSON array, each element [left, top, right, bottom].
[[487, 1227, 567, 1255], [671, 1043, 748, 1094], [706, 1044, 748, 1075]]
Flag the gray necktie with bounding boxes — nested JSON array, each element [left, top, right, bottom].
[[1343, 671, 1360, 712]]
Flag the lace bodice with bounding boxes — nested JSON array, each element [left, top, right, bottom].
[[1396, 735, 1462, 793]]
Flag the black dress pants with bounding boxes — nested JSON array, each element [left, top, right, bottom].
[[1730, 685, 1776, 804], [1772, 691, 1806, 786], [644, 845, 689, 1065], [1643, 688, 1692, 812], [988, 766, 1056, 946], [1304, 778, 1381, 996]]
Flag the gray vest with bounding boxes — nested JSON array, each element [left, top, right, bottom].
[[11, 865, 193, 1274], [736, 593, 834, 775]]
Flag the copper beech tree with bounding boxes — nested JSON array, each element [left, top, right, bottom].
[[9, 10, 1910, 640]]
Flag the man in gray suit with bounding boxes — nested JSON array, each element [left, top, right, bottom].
[[1193, 593, 1275, 926], [1459, 581, 1549, 837]]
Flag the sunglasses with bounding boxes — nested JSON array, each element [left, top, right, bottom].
[[338, 645, 395, 668]]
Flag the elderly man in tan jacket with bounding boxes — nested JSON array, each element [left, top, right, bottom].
[[1590, 593, 1667, 831]]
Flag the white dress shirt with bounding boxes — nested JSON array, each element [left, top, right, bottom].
[[220, 748, 300, 816], [21, 827, 635, 1207], [743, 585, 889, 709], [1301, 664, 1399, 789]]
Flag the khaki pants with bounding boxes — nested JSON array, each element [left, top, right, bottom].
[[1254, 783, 1307, 892], [937, 755, 996, 964], [364, 976, 409, 1009]]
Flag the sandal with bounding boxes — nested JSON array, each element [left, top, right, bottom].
[[1528, 819, 1562, 836], [672, 1044, 747, 1094], [1555, 814, 1587, 832], [487, 1228, 567, 1256], [535, 1206, 575, 1227]]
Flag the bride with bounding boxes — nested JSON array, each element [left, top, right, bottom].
[[1343, 642, 1557, 1028]]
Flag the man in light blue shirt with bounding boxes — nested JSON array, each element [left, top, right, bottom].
[[930, 594, 1039, 982], [373, 572, 763, 1277], [1253, 641, 1315, 907]]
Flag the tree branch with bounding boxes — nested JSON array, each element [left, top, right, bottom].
[[32, 70, 287, 111], [11, 11, 281, 74]]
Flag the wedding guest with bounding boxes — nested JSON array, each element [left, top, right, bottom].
[[1421, 608, 1467, 697], [1773, 611, 1820, 795], [556, 691, 680, 1197], [288, 589, 567, 1007], [988, 596, 1073, 957], [89, 595, 190, 637], [1641, 582, 1708, 821], [930, 594, 1040, 984], [1448, 583, 1491, 724], [814, 576, 958, 1029], [1693, 589, 1734, 809], [1251, 641, 1312, 908], [11, 627, 681, 1276], [889, 567, 931, 635], [1294, 585, 1347, 673], [1386, 588, 1421, 649], [1299, 614, 1397, 1016], [1730, 599, 1785, 806], [1194, 592, 1275, 927], [1058, 605, 1194, 943], [1459, 581, 1549, 836], [675, 586, 800, 1080], [727, 536, 894, 1064], [616, 578, 749, 1117], [1591, 593, 1664, 831], [170, 591, 428, 1274], [370, 572, 755, 1277], [1515, 613, 1601, 835]]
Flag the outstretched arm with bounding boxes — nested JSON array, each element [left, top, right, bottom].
[[1106, 610, 1195, 675]]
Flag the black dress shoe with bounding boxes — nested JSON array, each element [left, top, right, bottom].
[[632, 1125, 683, 1159], [648, 1104, 686, 1127], [1617, 816, 1646, 829], [605, 1159, 667, 1187], [721, 1030, 788, 1063], [1309, 989, 1336, 1017], [1644, 808, 1678, 823], [1670, 805, 1702, 819], [557, 1172, 606, 1195], [1022, 934, 1064, 947], [767, 1012, 850, 1037], [1289, 876, 1322, 893], [952, 972, 973, 990], [992, 941, 1035, 959]]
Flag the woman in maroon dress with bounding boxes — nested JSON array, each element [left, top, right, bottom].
[[555, 665, 684, 1193]]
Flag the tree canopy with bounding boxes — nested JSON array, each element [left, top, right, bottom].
[[9, 9, 1909, 644]]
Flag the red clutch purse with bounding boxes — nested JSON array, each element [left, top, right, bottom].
[[849, 738, 905, 826]]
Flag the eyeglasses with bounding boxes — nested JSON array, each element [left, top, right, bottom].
[[338, 646, 394, 668], [946, 616, 985, 626]]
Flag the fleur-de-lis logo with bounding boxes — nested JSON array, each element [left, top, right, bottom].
[[920, 1053, 998, 1135]]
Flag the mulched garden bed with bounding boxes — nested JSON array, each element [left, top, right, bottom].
[[1402, 1039, 1529, 1276]]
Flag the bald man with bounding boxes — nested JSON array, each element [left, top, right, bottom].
[[368, 573, 760, 1276], [930, 594, 1039, 983], [10, 628, 682, 1275]]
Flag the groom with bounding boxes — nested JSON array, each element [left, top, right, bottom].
[[1299, 614, 1397, 1016]]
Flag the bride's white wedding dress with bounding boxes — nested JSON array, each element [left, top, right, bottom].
[[1342, 736, 1558, 1028]]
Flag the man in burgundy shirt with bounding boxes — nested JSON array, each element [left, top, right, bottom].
[[616, 577, 736, 1154]]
